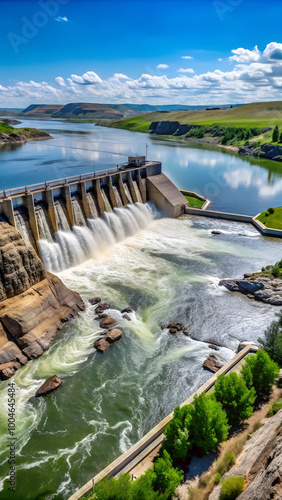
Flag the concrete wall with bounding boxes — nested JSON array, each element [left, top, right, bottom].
[[185, 206, 253, 223], [147, 173, 187, 217], [68, 345, 258, 500]]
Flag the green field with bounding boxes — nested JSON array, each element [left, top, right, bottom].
[[256, 206, 282, 229], [0, 121, 43, 137], [110, 102, 282, 132], [184, 195, 205, 208]]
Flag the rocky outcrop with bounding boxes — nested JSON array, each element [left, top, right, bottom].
[[0, 222, 85, 380], [239, 142, 282, 162], [219, 276, 282, 305], [209, 409, 282, 500], [105, 329, 122, 344], [0, 129, 51, 147], [203, 354, 223, 373], [149, 121, 198, 136], [36, 375, 62, 397]]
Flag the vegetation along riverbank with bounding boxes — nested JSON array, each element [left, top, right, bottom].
[[0, 121, 52, 147]]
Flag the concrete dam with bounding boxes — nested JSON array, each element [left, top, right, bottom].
[[0, 157, 186, 272]]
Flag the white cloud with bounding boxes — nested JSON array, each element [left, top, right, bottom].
[[218, 58, 223, 62], [182, 56, 193, 60], [1, 43, 282, 106], [229, 45, 260, 63], [177, 68, 194, 73], [157, 64, 169, 69], [55, 16, 69, 22], [55, 77, 65, 87], [70, 71, 103, 85]]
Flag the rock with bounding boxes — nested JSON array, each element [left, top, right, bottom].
[[0, 222, 85, 379], [205, 338, 227, 348], [219, 275, 282, 306], [167, 322, 184, 331], [89, 297, 101, 305], [211, 230, 221, 235], [169, 328, 177, 334], [0, 361, 19, 380], [94, 313, 108, 320], [203, 354, 223, 373], [105, 329, 122, 344], [94, 338, 110, 353], [244, 273, 252, 278], [208, 344, 219, 351], [95, 302, 110, 314], [182, 328, 189, 336], [121, 307, 133, 314], [122, 314, 132, 321], [35, 375, 62, 397], [208, 410, 282, 500], [99, 317, 117, 329]]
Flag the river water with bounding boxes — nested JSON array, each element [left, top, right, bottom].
[[0, 120, 281, 499]]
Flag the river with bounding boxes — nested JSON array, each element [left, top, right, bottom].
[[0, 120, 281, 499]]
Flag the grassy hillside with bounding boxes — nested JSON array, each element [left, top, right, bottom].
[[257, 207, 282, 229], [110, 101, 282, 132]]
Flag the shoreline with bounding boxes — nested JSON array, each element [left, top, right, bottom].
[[0, 130, 52, 147]]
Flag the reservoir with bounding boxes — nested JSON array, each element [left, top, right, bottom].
[[0, 120, 281, 499]]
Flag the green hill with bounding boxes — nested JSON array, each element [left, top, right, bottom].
[[110, 101, 282, 132]]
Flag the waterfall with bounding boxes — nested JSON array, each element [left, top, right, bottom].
[[132, 180, 143, 203], [86, 192, 99, 219], [14, 206, 36, 249], [123, 182, 133, 204], [72, 194, 86, 226], [39, 202, 154, 273], [101, 186, 112, 212], [35, 202, 53, 241], [112, 184, 123, 207], [54, 199, 71, 231]]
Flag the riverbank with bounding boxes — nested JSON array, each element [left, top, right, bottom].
[[0, 121, 52, 147]]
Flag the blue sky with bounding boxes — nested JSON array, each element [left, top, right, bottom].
[[1, 0, 282, 107]]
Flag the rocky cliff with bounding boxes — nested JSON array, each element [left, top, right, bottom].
[[0, 222, 85, 380], [209, 409, 282, 500], [149, 121, 198, 136]]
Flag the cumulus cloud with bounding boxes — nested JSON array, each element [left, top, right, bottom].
[[177, 68, 194, 73], [55, 77, 65, 87], [157, 64, 169, 69], [229, 45, 260, 63], [70, 71, 103, 85], [182, 56, 193, 59], [1, 43, 282, 106], [55, 16, 69, 22]]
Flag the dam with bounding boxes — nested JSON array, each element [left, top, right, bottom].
[[0, 157, 187, 271]]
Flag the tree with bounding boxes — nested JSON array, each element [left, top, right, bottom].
[[92, 473, 132, 500], [163, 405, 192, 461], [152, 450, 183, 497], [259, 313, 282, 367], [240, 350, 279, 400], [214, 373, 256, 426], [132, 470, 160, 500], [272, 125, 279, 142], [190, 393, 230, 453]]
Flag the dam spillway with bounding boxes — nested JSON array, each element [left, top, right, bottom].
[[0, 158, 187, 271]]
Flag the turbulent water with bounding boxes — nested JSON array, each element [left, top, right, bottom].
[[0, 213, 281, 500]]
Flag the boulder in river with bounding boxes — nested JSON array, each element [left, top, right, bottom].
[[95, 302, 110, 314], [89, 297, 101, 305], [93, 338, 110, 353], [203, 354, 223, 373], [105, 329, 122, 344], [219, 276, 282, 305], [35, 375, 62, 397], [211, 230, 221, 235], [121, 307, 133, 314], [99, 317, 117, 329], [122, 314, 132, 321]]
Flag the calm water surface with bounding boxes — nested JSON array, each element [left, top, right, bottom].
[[0, 118, 282, 215]]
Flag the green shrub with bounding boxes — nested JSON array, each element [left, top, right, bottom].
[[241, 350, 279, 400], [268, 207, 275, 214], [163, 405, 192, 461], [153, 450, 183, 496], [91, 473, 132, 499], [272, 266, 280, 278], [190, 393, 230, 453], [214, 472, 222, 484], [272, 125, 279, 142], [259, 313, 282, 367], [267, 399, 282, 417], [265, 211, 269, 217], [214, 373, 256, 426], [220, 476, 245, 499]]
